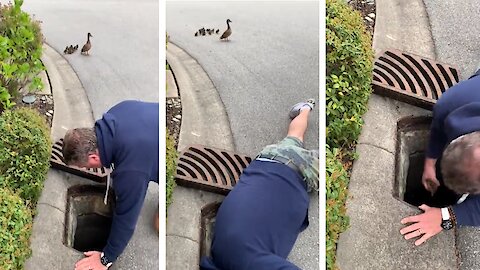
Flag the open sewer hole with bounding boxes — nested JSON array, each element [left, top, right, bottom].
[[395, 116, 458, 208], [64, 185, 115, 252], [200, 202, 221, 259]]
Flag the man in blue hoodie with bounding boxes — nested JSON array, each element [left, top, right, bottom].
[[400, 70, 480, 245], [199, 99, 319, 270], [62, 100, 159, 270]]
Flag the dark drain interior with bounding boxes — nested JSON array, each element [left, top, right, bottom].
[[65, 185, 115, 252], [395, 116, 457, 208], [73, 213, 113, 252]]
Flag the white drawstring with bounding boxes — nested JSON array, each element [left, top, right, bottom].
[[104, 164, 114, 205]]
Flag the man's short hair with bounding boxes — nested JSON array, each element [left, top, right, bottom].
[[62, 128, 97, 166], [442, 132, 480, 194]]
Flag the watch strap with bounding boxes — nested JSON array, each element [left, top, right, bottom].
[[100, 252, 113, 268]]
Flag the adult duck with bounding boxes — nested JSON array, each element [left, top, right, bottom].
[[220, 19, 232, 41], [81, 33, 93, 55]]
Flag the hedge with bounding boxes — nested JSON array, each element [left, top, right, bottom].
[[166, 129, 177, 211], [0, 0, 44, 111], [0, 108, 52, 206], [0, 187, 33, 270], [326, 0, 374, 269]]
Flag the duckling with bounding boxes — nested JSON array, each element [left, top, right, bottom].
[[208, 29, 212, 35], [81, 32, 93, 55], [73, 44, 79, 51], [195, 31, 198, 36], [68, 45, 75, 54], [216, 29, 219, 34], [220, 19, 232, 41], [64, 46, 68, 54]]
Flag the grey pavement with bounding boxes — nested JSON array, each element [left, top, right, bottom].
[[337, 0, 459, 269], [25, 44, 158, 270], [423, 1, 480, 269], [423, 1, 480, 80], [23, 0, 159, 119], [166, 1, 319, 156]]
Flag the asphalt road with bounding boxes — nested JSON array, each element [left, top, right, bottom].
[[167, 2, 320, 269], [24, 0, 159, 119], [423, 0, 480, 80], [166, 1, 319, 156], [423, 2, 480, 269]]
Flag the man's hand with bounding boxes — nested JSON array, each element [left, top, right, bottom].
[[74, 251, 107, 270], [400, 204, 443, 246], [422, 160, 439, 195]]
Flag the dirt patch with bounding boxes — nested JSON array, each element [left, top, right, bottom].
[[166, 97, 182, 149], [348, 0, 376, 36], [13, 93, 54, 127]]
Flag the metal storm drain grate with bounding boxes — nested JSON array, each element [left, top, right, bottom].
[[175, 145, 253, 195], [51, 139, 110, 182], [372, 49, 460, 110]]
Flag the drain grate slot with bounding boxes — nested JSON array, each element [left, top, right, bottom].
[[175, 145, 252, 195], [50, 139, 110, 182], [372, 49, 460, 110]]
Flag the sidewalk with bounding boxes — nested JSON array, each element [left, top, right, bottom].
[[25, 44, 158, 270]]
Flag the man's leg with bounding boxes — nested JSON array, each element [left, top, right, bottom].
[[287, 109, 311, 142]]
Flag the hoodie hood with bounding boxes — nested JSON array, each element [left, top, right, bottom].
[[444, 102, 480, 142], [95, 112, 117, 167]]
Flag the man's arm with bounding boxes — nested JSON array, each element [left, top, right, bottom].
[[452, 195, 480, 226], [103, 170, 150, 262]]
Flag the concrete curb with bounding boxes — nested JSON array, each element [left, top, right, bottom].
[[165, 42, 233, 269], [337, 0, 458, 269], [166, 42, 234, 152]]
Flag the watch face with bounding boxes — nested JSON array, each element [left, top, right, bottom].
[[442, 220, 453, 230]]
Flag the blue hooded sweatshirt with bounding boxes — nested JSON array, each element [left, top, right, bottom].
[[95, 100, 159, 262], [426, 74, 480, 226], [199, 160, 309, 270]]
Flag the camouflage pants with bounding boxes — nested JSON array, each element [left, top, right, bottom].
[[257, 136, 319, 192]]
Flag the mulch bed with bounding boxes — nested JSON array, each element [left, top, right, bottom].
[[13, 92, 54, 127], [349, 0, 376, 36], [166, 97, 182, 149]]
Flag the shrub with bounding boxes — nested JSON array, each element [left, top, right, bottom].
[[166, 129, 177, 210], [326, 0, 374, 269], [326, 0, 374, 149], [0, 187, 33, 270], [0, 108, 51, 206], [326, 146, 350, 270], [0, 0, 44, 111]]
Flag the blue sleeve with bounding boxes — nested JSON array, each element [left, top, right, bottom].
[[426, 100, 449, 159], [452, 195, 480, 226], [103, 171, 149, 261]]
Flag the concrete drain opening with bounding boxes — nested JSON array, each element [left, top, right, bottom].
[[199, 202, 221, 259], [64, 185, 115, 252], [395, 116, 459, 208]]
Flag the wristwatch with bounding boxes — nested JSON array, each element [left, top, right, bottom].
[[100, 252, 113, 268], [441, 207, 454, 230]]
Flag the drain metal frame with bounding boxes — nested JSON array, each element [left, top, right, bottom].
[[394, 116, 432, 205], [199, 202, 221, 260], [64, 185, 116, 251], [175, 145, 253, 195], [372, 49, 460, 110], [51, 139, 110, 182]]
